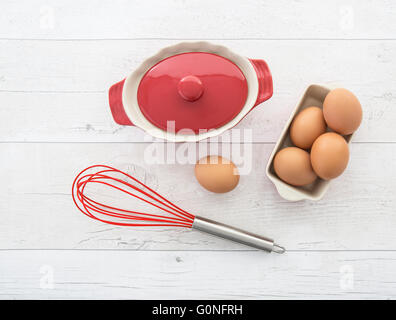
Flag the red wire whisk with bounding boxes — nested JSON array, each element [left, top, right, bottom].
[[72, 165, 284, 253]]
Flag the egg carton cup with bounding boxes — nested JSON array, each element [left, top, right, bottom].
[[266, 84, 353, 201]]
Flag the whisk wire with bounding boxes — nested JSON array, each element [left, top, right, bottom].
[[79, 194, 191, 225], [78, 174, 192, 220], [72, 165, 195, 227], [79, 169, 194, 219]]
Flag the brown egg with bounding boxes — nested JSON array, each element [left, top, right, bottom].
[[290, 106, 327, 149], [195, 155, 239, 193], [273, 147, 317, 186], [323, 88, 362, 135], [311, 132, 349, 180]]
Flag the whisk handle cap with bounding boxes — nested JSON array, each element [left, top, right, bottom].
[[192, 216, 284, 253]]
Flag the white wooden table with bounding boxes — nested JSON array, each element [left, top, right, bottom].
[[1, 0, 395, 299]]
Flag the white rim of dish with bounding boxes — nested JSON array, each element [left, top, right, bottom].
[[122, 41, 259, 142]]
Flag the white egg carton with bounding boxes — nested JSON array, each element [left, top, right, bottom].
[[266, 84, 353, 201]]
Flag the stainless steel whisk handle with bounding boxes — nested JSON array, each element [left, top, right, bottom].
[[192, 216, 285, 253]]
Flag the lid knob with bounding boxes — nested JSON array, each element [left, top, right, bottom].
[[177, 75, 204, 102]]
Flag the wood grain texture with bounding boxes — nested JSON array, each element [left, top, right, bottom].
[[0, 40, 395, 142], [1, 143, 395, 251], [1, 250, 396, 299], [2, 40, 394, 93], [1, 0, 395, 39], [1, 0, 395, 299]]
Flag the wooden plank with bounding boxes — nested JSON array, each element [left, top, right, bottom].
[[0, 40, 395, 142], [0, 0, 395, 40], [1, 250, 395, 299], [1, 143, 395, 250], [1, 0, 395, 301], [0, 91, 394, 143], [1, 40, 395, 92]]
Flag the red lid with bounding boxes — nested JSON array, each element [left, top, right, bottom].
[[137, 52, 248, 133]]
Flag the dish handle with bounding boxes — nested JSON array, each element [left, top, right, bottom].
[[249, 59, 273, 107], [108, 79, 133, 126]]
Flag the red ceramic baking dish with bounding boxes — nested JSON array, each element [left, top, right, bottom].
[[109, 41, 273, 142]]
